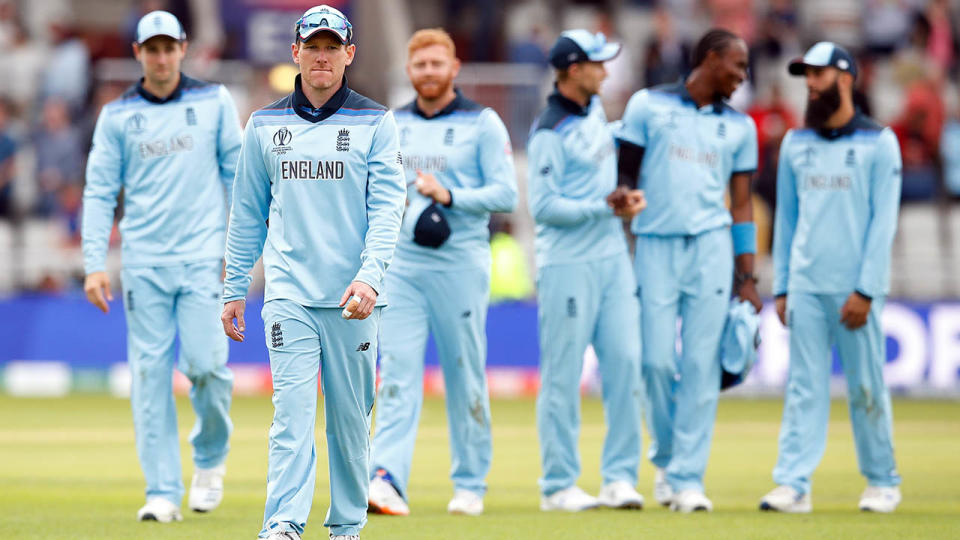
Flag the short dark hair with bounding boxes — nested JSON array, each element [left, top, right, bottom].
[[691, 28, 740, 68]]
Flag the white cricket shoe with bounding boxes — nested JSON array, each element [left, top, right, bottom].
[[540, 486, 600, 512], [670, 489, 713, 513], [368, 475, 409, 516], [329, 536, 358, 540], [137, 497, 183, 522], [759, 485, 812, 513], [653, 468, 674, 506], [189, 464, 225, 512], [859, 486, 901, 513], [597, 481, 644, 509], [264, 532, 300, 540], [447, 489, 484, 515]]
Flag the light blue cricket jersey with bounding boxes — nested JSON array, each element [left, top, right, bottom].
[[83, 75, 242, 273], [223, 76, 406, 307], [772, 113, 902, 298], [617, 81, 758, 236], [526, 91, 626, 268], [392, 89, 517, 271]]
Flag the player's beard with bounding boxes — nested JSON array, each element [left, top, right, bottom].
[[413, 76, 453, 100], [804, 81, 842, 130]]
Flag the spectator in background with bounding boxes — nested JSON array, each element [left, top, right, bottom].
[[892, 11, 937, 88], [0, 0, 17, 49], [33, 99, 83, 224], [0, 19, 45, 114], [0, 99, 16, 219], [863, 0, 912, 56], [42, 19, 91, 113], [892, 82, 944, 201], [749, 83, 797, 236], [925, 0, 953, 73], [643, 7, 690, 87]]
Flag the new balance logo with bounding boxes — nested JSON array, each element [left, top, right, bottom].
[[846, 148, 856, 166], [356, 342, 371, 352], [185, 107, 196, 126], [444, 127, 454, 145], [336, 128, 350, 152], [271, 322, 283, 348], [567, 297, 577, 317], [717, 122, 726, 138], [127, 290, 134, 311]]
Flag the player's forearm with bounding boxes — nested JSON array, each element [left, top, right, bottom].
[[531, 196, 611, 226], [449, 182, 517, 214], [81, 193, 119, 274]]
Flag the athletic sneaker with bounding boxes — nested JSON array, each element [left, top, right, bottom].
[[447, 489, 484, 516], [670, 489, 713, 513], [329, 536, 358, 540], [859, 486, 901, 513], [368, 472, 409, 516], [759, 485, 812, 513], [137, 497, 183, 522], [264, 532, 300, 540], [597, 481, 644, 509], [189, 464, 226, 512], [653, 468, 673, 506], [540, 486, 600, 512]]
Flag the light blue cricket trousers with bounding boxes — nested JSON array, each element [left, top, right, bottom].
[[773, 292, 900, 494], [634, 227, 732, 492], [536, 254, 642, 496], [259, 300, 381, 539], [121, 258, 233, 505], [371, 265, 492, 499]]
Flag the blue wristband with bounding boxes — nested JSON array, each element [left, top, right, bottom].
[[731, 222, 757, 256]]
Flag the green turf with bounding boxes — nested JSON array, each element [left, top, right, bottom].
[[0, 395, 957, 539]]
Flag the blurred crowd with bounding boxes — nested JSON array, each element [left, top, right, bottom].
[[0, 0, 959, 294]]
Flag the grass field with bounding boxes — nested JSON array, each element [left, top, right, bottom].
[[0, 395, 958, 539]]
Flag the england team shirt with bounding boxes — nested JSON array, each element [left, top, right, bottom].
[[617, 81, 758, 236], [772, 114, 902, 298], [223, 76, 406, 307], [392, 89, 517, 271], [83, 75, 242, 273], [526, 91, 627, 268]]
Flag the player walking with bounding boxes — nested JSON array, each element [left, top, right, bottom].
[[616, 29, 761, 512], [528, 30, 647, 512], [761, 42, 902, 514], [367, 29, 517, 517], [82, 10, 240, 522], [220, 6, 406, 540]]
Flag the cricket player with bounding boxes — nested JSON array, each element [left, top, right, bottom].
[[367, 28, 517, 517], [616, 28, 761, 512], [82, 10, 240, 522], [528, 30, 647, 512], [220, 6, 405, 540], [761, 42, 902, 514]]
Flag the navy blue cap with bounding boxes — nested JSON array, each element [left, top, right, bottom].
[[413, 203, 451, 248], [788, 41, 857, 79], [548, 29, 621, 70]]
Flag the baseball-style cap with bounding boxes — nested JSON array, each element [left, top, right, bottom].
[[788, 41, 857, 79], [548, 29, 621, 70], [413, 203, 451, 248], [135, 10, 185, 44], [719, 299, 761, 391], [296, 5, 353, 44]]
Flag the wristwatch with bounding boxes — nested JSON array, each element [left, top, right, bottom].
[[735, 271, 758, 286]]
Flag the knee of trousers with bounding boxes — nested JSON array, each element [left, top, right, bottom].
[[641, 356, 676, 385], [847, 383, 890, 418], [183, 363, 233, 386]]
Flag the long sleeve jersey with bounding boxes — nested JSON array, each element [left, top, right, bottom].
[[392, 89, 517, 271], [526, 91, 627, 268], [82, 75, 242, 273], [222, 76, 406, 306], [772, 113, 902, 298]]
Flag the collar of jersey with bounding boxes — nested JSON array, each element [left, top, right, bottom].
[[292, 74, 350, 123], [815, 111, 865, 140], [136, 73, 186, 104], [410, 87, 467, 119], [675, 80, 725, 115], [547, 88, 589, 117]]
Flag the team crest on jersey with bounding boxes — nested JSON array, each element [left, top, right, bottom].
[[800, 146, 815, 167], [845, 148, 856, 166], [444, 128, 454, 146], [126, 112, 147, 134], [272, 127, 293, 155], [717, 121, 726, 139], [665, 110, 678, 129], [336, 128, 350, 152], [185, 107, 197, 126], [400, 126, 411, 146]]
